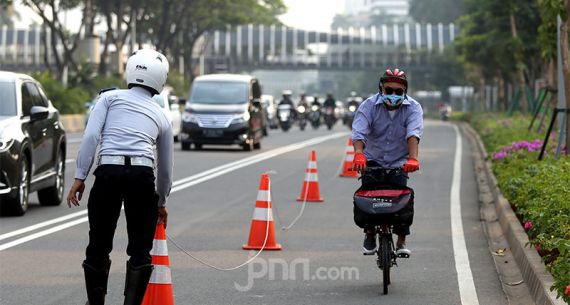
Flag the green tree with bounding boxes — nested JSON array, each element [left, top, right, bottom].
[[455, 0, 542, 112], [20, 0, 85, 82], [137, 0, 285, 79]]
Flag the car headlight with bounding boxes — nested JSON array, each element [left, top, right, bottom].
[[348, 105, 357, 112], [311, 105, 319, 111], [182, 112, 199, 124], [297, 105, 306, 113], [231, 111, 250, 124]]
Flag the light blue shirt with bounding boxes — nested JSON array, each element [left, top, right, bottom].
[[351, 93, 424, 167], [75, 86, 174, 206]]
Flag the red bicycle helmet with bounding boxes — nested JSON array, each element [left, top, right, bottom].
[[379, 68, 408, 93]]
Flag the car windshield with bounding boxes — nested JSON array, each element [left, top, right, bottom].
[[189, 81, 248, 104], [0, 82, 17, 116]]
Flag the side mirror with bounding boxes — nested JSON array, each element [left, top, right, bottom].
[[170, 103, 180, 111], [30, 106, 49, 121], [178, 98, 187, 106]]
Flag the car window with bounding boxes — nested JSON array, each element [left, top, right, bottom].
[[0, 82, 17, 116], [21, 83, 33, 116], [35, 83, 51, 107], [189, 81, 248, 104], [26, 82, 48, 107]]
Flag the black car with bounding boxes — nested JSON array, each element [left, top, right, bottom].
[[180, 74, 266, 151], [0, 72, 67, 216]]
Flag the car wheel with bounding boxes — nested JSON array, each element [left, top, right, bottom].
[[181, 142, 191, 151], [2, 157, 30, 216], [38, 151, 64, 206], [253, 142, 261, 150]]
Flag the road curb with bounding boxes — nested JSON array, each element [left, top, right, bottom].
[[460, 122, 565, 305]]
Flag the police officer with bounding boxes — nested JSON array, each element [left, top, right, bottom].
[[67, 49, 174, 305]]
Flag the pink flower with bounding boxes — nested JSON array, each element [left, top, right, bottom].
[[524, 221, 533, 231], [493, 151, 507, 161], [565, 284, 570, 297]]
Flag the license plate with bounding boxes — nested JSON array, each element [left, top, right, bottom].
[[203, 129, 223, 137]]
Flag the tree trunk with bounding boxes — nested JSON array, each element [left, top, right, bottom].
[[561, 0, 570, 151], [510, 13, 528, 113]]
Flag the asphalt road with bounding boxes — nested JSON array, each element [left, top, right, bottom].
[[0, 120, 510, 305]]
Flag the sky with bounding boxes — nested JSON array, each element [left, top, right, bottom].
[[14, 0, 346, 33], [278, 0, 345, 32]]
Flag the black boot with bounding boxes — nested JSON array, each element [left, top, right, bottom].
[[123, 261, 153, 305], [83, 259, 111, 305]]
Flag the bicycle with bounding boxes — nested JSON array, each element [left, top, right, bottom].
[[354, 166, 414, 295]]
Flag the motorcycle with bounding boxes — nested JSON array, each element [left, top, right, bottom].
[[309, 104, 321, 129], [439, 106, 451, 121], [277, 104, 293, 132], [323, 106, 337, 130], [297, 105, 308, 131], [345, 103, 358, 129]]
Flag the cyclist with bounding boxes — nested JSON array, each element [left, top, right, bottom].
[[351, 68, 423, 256]]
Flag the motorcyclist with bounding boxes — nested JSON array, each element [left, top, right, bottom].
[[347, 91, 361, 109], [297, 93, 309, 108], [311, 95, 321, 108], [67, 49, 173, 305], [351, 68, 423, 257], [278, 90, 296, 119], [323, 93, 336, 109]]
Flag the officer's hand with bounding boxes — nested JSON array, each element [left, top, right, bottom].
[[158, 207, 168, 229], [67, 179, 85, 207], [403, 158, 420, 173], [353, 152, 367, 172]]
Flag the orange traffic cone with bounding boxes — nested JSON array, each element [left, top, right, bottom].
[[297, 150, 324, 202], [243, 174, 282, 250], [141, 224, 174, 305], [340, 138, 358, 178]]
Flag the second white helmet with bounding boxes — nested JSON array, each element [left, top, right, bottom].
[[125, 49, 169, 95]]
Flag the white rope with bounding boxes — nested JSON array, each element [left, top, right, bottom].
[[165, 172, 278, 271], [280, 175, 311, 230], [166, 206, 270, 271]]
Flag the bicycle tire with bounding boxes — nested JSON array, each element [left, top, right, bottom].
[[381, 235, 391, 295]]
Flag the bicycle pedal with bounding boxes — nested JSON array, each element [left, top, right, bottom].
[[363, 252, 376, 256]]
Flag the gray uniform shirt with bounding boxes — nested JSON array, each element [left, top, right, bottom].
[[75, 86, 174, 207]]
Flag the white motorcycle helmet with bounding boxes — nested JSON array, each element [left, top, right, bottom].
[[125, 49, 169, 95]]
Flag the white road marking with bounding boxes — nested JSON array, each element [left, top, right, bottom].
[[0, 210, 87, 241], [0, 217, 88, 251], [0, 132, 348, 251], [451, 125, 480, 305]]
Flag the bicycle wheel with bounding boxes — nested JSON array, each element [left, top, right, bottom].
[[380, 235, 391, 295]]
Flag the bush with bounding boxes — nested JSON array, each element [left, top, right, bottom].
[[471, 113, 570, 303], [33, 71, 90, 115]]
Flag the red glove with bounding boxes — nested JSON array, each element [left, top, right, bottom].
[[402, 158, 420, 173], [353, 152, 367, 172]]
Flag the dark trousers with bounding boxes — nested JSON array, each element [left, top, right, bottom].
[[85, 164, 158, 268], [362, 161, 410, 236]]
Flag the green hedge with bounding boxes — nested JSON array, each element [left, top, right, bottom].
[[470, 113, 570, 303], [32, 71, 189, 114]]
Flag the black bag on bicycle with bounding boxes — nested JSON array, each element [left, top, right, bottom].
[[353, 183, 414, 228]]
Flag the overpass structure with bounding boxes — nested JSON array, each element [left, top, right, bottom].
[[203, 23, 458, 73]]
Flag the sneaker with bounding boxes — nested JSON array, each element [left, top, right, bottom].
[[396, 244, 411, 258], [362, 233, 377, 255]]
